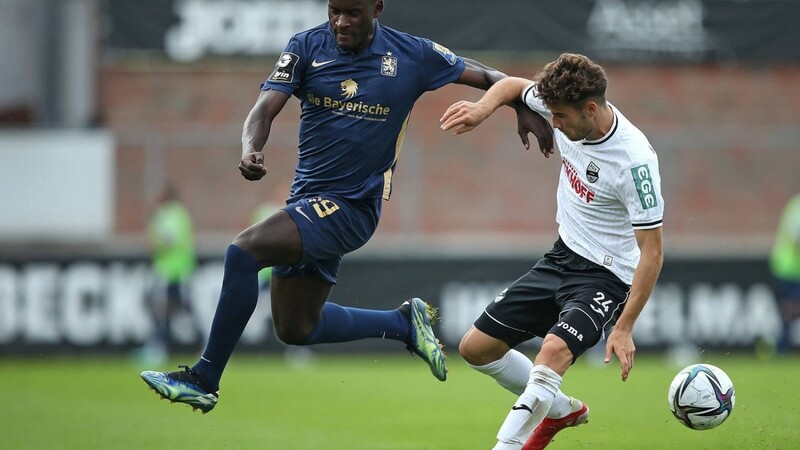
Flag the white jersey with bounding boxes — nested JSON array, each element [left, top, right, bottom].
[[522, 84, 664, 284]]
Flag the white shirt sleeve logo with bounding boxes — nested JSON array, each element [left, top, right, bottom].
[[630, 164, 657, 209]]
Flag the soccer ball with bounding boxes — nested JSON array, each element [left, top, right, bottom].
[[667, 363, 735, 430]]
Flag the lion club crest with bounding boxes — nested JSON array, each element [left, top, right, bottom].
[[340, 79, 358, 100], [586, 161, 600, 183], [381, 54, 397, 77]]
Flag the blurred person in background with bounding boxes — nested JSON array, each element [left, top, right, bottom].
[[769, 192, 800, 355], [441, 53, 664, 450], [140, 0, 554, 414], [139, 183, 198, 365]]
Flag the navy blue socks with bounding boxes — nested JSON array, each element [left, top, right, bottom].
[[193, 244, 260, 390], [303, 302, 410, 345], [191, 244, 414, 390]]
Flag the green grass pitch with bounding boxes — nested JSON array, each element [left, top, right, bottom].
[[1, 352, 798, 449]]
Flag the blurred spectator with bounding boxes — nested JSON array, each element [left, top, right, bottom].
[[769, 193, 800, 355], [140, 184, 198, 364]]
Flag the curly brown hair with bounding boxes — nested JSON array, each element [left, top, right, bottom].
[[534, 53, 607, 108]]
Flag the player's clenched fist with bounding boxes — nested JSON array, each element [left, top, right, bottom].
[[239, 151, 267, 181]]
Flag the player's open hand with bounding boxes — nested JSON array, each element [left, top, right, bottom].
[[440, 101, 493, 135], [239, 151, 267, 181], [604, 329, 635, 382], [513, 102, 554, 157]]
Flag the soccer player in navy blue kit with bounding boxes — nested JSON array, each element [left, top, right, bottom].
[[141, 0, 553, 413]]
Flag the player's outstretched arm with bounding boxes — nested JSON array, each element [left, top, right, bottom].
[[604, 227, 664, 381], [456, 57, 507, 90], [440, 77, 532, 134], [239, 89, 290, 181], [454, 61, 554, 154]]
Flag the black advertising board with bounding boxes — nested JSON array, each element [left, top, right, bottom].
[[104, 0, 800, 63], [0, 253, 781, 353]]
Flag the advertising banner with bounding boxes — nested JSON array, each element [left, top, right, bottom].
[[105, 0, 800, 62], [0, 254, 783, 354]]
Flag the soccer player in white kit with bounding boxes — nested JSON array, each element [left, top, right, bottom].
[[440, 53, 664, 450]]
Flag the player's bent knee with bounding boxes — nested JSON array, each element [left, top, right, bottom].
[[231, 228, 259, 254], [540, 334, 571, 355], [535, 334, 574, 373], [458, 332, 506, 366], [273, 320, 315, 345], [458, 337, 480, 364]]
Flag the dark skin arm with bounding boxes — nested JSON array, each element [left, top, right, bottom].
[[456, 58, 554, 157], [239, 57, 554, 182], [239, 89, 291, 181]]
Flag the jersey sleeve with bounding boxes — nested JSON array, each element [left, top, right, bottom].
[[620, 155, 664, 230], [416, 38, 466, 92], [521, 83, 553, 122], [261, 35, 307, 95]]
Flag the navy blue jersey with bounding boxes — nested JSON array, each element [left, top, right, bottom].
[[262, 21, 466, 202]]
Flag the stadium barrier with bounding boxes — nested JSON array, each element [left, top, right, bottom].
[[0, 254, 782, 354]]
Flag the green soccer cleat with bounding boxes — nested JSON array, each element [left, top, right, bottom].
[[140, 365, 219, 413], [404, 298, 448, 381]]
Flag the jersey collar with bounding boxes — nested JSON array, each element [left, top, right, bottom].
[[368, 20, 387, 55], [582, 104, 619, 146], [330, 20, 387, 57]]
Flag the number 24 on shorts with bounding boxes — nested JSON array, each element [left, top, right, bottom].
[[591, 291, 613, 316]]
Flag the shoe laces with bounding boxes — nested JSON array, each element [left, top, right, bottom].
[[170, 365, 202, 384]]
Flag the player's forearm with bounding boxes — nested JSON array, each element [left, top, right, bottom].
[[241, 109, 271, 156], [614, 248, 663, 332], [241, 90, 289, 155], [477, 77, 531, 111]]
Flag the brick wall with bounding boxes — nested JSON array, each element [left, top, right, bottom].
[[100, 59, 800, 255]]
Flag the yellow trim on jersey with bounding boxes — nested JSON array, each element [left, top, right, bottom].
[[382, 112, 412, 200]]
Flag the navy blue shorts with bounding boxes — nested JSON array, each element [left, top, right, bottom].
[[475, 238, 631, 360], [272, 194, 381, 284]]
